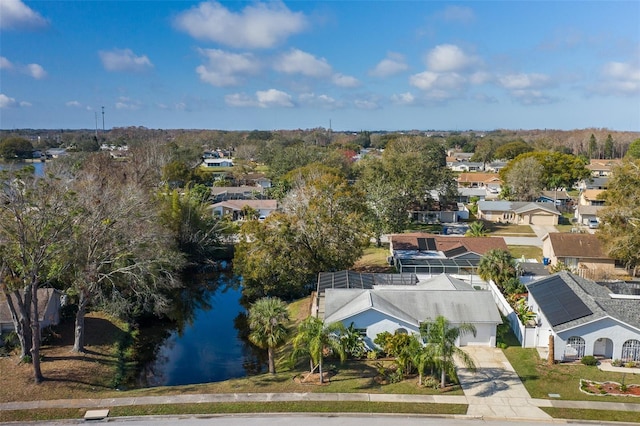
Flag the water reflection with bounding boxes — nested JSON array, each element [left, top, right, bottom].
[[0, 161, 45, 176], [137, 273, 266, 387]]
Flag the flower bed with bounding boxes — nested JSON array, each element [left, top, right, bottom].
[[580, 379, 640, 397]]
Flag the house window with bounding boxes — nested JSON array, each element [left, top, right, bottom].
[[622, 339, 640, 362], [566, 336, 585, 359], [564, 257, 579, 268]]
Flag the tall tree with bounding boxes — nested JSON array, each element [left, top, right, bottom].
[[503, 156, 544, 201], [465, 221, 488, 237], [66, 170, 184, 352], [0, 169, 75, 383], [0, 137, 34, 160], [477, 249, 517, 291], [493, 141, 533, 160], [588, 134, 598, 159], [234, 165, 369, 300], [604, 134, 615, 159], [627, 139, 640, 160], [420, 315, 476, 388], [291, 316, 346, 383], [598, 159, 640, 276], [500, 151, 590, 191], [247, 297, 290, 374]]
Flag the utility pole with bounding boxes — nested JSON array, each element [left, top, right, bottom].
[[94, 112, 98, 139], [101, 106, 105, 132]]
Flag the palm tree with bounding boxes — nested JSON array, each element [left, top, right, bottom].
[[420, 315, 477, 388], [409, 335, 434, 386], [291, 316, 346, 383], [248, 297, 290, 374], [465, 220, 487, 237], [477, 248, 517, 290]]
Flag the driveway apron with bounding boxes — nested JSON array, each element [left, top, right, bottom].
[[456, 346, 552, 420]]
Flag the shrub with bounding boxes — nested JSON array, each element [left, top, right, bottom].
[[581, 355, 598, 366], [367, 350, 379, 360], [612, 359, 623, 367], [625, 362, 636, 368]]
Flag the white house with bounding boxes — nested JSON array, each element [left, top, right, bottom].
[[1, 288, 62, 335], [318, 272, 502, 349], [526, 271, 640, 362], [202, 158, 234, 168], [210, 199, 277, 221]]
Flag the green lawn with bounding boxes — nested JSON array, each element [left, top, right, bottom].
[[485, 222, 536, 236], [504, 347, 640, 403], [0, 402, 468, 423], [541, 408, 640, 423], [508, 245, 542, 262]]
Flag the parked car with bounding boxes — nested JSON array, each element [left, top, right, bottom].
[[588, 218, 599, 229]]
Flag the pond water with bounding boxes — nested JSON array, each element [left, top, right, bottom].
[[0, 161, 45, 176], [138, 274, 266, 387]]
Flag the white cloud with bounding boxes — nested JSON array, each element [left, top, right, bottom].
[[256, 89, 293, 107], [65, 100, 82, 107], [175, 102, 187, 111], [510, 89, 555, 105], [19, 101, 31, 107], [174, 1, 306, 49], [0, 0, 48, 31], [426, 44, 478, 72], [1, 57, 47, 79], [354, 98, 379, 110], [409, 71, 439, 90], [196, 48, 260, 87], [115, 97, 142, 110], [0, 94, 17, 108], [25, 63, 46, 79], [596, 61, 640, 95], [274, 49, 332, 77], [438, 5, 475, 23], [226, 89, 294, 108], [332, 73, 359, 87], [99, 48, 153, 72], [0, 56, 14, 69], [391, 92, 415, 105], [369, 53, 408, 77], [498, 73, 551, 90], [299, 93, 341, 109], [469, 71, 492, 85], [225, 93, 260, 108]]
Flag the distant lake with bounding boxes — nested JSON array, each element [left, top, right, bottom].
[[0, 161, 45, 177]]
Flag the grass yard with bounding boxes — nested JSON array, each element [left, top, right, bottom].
[[504, 347, 640, 404], [0, 402, 468, 423], [508, 245, 542, 262], [541, 408, 640, 423], [352, 244, 394, 273], [486, 222, 536, 236]]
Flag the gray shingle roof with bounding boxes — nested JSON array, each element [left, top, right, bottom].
[[526, 271, 640, 332], [324, 286, 502, 326]]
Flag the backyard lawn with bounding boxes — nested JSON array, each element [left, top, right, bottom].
[[485, 222, 536, 236]]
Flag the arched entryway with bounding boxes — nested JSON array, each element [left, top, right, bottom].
[[593, 337, 614, 359]]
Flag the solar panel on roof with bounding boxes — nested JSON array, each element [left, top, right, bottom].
[[528, 276, 592, 327], [417, 238, 428, 251], [426, 238, 437, 251], [443, 246, 468, 258]]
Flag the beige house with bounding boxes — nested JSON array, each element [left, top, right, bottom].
[[477, 201, 560, 226], [456, 173, 501, 189], [579, 189, 606, 206], [587, 159, 621, 177], [541, 233, 615, 279]]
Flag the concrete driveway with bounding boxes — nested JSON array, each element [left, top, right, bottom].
[[456, 346, 551, 420]]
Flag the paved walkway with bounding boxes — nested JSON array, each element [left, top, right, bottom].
[[456, 346, 552, 420]]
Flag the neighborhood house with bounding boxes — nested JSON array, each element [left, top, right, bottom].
[[315, 271, 502, 349], [526, 271, 640, 362], [477, 201, 561, 226]]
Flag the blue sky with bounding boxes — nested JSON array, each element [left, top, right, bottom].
[[1, 1, 639, 131]]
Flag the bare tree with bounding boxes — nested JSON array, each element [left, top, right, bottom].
[[66, 166, 184, 352], [0, 169, 75, 383]]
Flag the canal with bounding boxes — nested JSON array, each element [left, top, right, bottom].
[[137, 273, 266, 387]]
